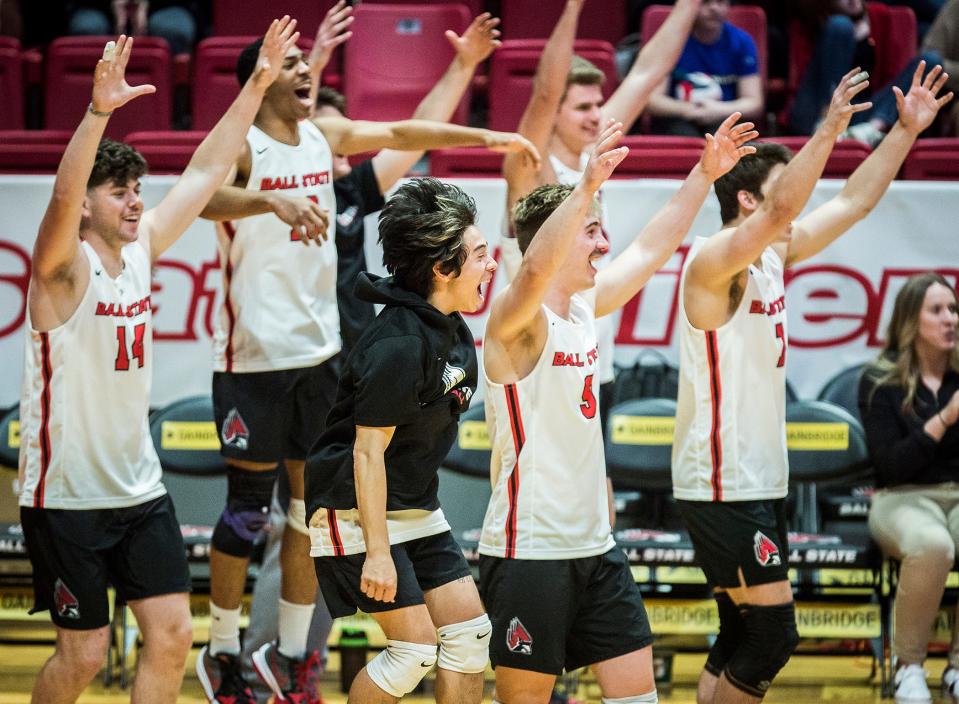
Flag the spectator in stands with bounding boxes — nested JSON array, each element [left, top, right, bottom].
[[860, 272, 959, 703], [924, 0, 959, 132], [66, 1, 202, 54], [646, 0, 764, 136], [789, 0, 944, 145], [880, 0, 947, 40], [0, 0, 22, 38]]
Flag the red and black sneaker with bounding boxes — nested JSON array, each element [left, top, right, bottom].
[[196, 644, 257, 704], [252, 641, 324, 703]]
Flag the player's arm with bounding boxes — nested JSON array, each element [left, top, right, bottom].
[[32, 36, 155, 292], [601, 0, 701, 131], [141, 17, 300, 260], [686, 69, 871, 289], [354, 424, 398, 603], [503, 0, 584, 208], [372, 12, 501, 194], [787, 62, 953, 266], [487, 121, 627, 344], [315, 115, 540, 168], [307, 0, 353, 111], [595, 114, 757, 317]]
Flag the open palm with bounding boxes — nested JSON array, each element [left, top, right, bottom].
[[896, 60, 954, 133], [446, 12, 502, 67], [699, 112, 759, 180], [90, 35, 156, 113], [250, 16, 299, 90]]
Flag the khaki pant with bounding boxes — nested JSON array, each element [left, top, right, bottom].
[[869, 483, 959, 667]]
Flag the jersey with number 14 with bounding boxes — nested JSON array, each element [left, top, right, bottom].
[[672, 238, 789, 502], [19, 241, 165, 510], [480, 292, 616, 559]]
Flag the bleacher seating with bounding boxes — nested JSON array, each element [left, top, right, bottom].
[[125, 130, 205, 173], [44, 36, 172, 139], [487, 39, 617, 133], [345, 3, 471, 124], [766, 136, 872, 178], [0, 130, 72, 173], [500, 0, 626, 45], [902, 138, 959, 180], [211, 0, 335, 37], [430, 146, 502, 178], [818, 363, 865, 422], [0, 37, 23, 129]]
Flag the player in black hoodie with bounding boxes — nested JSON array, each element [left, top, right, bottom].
[[304, 177, 495, 703]]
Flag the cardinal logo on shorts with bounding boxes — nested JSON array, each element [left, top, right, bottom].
[[506, 617, 533, 655], [54, 578, 80, 620], [221, 408, 249, 450], [753, 531, 782, 566]]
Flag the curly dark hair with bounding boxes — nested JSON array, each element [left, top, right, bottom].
[[236, 38, 264, 86], [714, 142, 792, 225], [87, 139, 147, 189], [378, 178, 477, 299]]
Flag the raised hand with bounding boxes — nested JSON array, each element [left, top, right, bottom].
[[446, 12, 502, 67], [895, 61, 954, 134], [309, 1, 353, 78], [249, 16, 300, 90], [90, 35, 156, 114], [582, 119, 629, 193], [484, 131, 542, 170], [699, 112, 758, 180], [819, 67, 873, 137]]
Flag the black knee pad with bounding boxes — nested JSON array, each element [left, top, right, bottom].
[[211, 466, 278, 557], [705, 592, 746, 677], [724, 603, 799, 698]]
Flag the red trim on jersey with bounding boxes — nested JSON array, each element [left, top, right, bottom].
[[35, 332, 53, 508], [327, 509, 345, 556], [222, 221, 238, 372], [705, 331, 723, 501], [504, 384, 526, 559]]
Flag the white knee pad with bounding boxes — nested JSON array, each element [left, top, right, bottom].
[[437, 614, 491, 674], [286, 498, 309, 536], [365, 639, 437, 698], [602, 692, 658, 703]]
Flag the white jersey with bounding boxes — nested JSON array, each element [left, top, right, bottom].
[[480, 292, 616, 559], [672, 238, 789, 501], [213, 120, 339, 373], [19, 242, 165, 509], [549, 152, 615, 384]]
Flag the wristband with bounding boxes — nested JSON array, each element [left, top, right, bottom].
[[88, 103, 113, 118]]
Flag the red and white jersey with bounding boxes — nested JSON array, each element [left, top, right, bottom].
[[19, 241, 165, 509], [213, 120, 339, 373], [672, 238, 789, 502], [479, 292, 616, 559], [308, 508, 450, 557]]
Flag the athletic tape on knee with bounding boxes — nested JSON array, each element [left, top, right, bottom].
[[365, 639, 437, 698], [602, 692, 658, 703], [437, 614, 491, 674], [725, 602, 799, 698], [212, 466, 278, 557], [286, 498, 309, 536]]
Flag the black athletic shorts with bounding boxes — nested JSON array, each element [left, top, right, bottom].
[[677, 498, 790, 589], [315, 530, 473, 619], [20, 494, 191, 630], [213, 356, 340, 463], [479, 547, 653, 675]]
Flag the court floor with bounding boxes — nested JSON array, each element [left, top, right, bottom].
[[1, 644, 952, 703]]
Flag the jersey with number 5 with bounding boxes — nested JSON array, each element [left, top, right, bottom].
[[480, 292, 616, 559], [672, 238, 789, 502], [19, 241, 165, 510]]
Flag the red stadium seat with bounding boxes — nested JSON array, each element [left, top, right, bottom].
[[500, 0, 626, 45], [487, 39, 618, 133], [429, 147, 503, 177], [765, 136, 872, 178], [192, 36, 337, 131], [616, 135, 706, 179], [345, 4, 471, 124], [901, 138, 959, 180], [0, 37, 22, 129], [365, 0, 482, 16], [641, 5, 768, 87], [125, 131, 206, 174], [212, 1, 335, 38], [44, 36, 172, 138], [0, 130, 72, 174]]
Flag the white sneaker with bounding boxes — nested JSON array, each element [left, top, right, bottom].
[[894, 663, 931, 703], [839, 122, 885, 148], [942, 666, 959, 702]]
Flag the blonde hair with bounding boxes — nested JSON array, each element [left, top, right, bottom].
[[565, 55, 606, 95], [866, 273, 959, 412]]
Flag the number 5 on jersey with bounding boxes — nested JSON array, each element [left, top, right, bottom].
[[115, 323, 146, 371], [580, 374, 597, 419]]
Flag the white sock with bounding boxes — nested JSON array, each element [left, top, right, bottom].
[[209, 603, 241, 656], [277, 598, 315, 660]]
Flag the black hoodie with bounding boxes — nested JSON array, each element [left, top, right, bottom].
[[305, 273, 477, 519]]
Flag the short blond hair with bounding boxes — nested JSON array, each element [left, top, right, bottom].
[[567, 55, 606, 90]]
